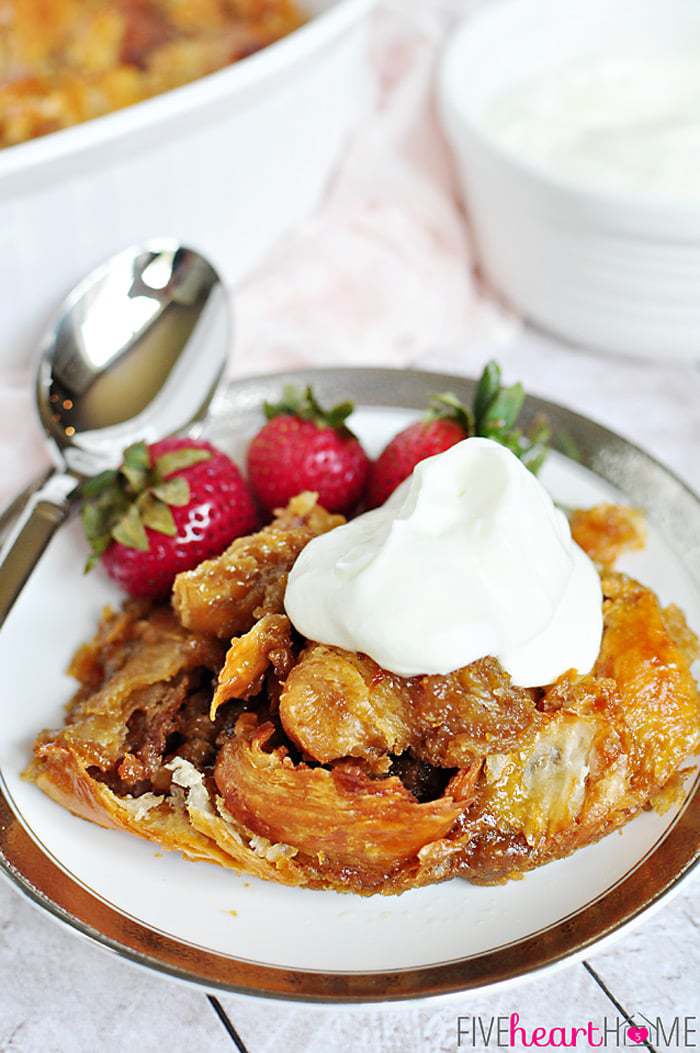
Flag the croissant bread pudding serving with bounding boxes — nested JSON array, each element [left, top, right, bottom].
[[25, 382, 700, 897]]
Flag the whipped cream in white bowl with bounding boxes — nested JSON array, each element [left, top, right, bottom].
[[285, 438, 602, 687], [439, 0, 700, 362]]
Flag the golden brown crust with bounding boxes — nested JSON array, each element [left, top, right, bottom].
[[570, 503, 646, 567], [279, 647, 536, 769], [27, 736, 237, 868], [25, 499, 700, 895], [595, 572, 700, 789], [57, 605, 222, 760], [25, 600, 228, 864], [279, 645, 414, 765], [662, 602, 700, 667], [211, 613, 294, 719], [410, 659, 538, 768], [456, 573, 700, 884], [214, 716, 473, 892], [172, 493, 344, 639], [458, 707, 634, 884]]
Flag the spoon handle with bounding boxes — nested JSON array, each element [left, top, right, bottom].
[[0, 470, 53, 546], [0, 473, 79, 631]]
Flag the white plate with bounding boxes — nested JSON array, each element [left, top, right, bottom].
[[0, 368, 697, 1003]]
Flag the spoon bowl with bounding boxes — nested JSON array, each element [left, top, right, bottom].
[[0, 240, 230, 628], [36, 241, 228, 477]]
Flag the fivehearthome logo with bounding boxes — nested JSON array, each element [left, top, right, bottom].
[[457, 1013, 698, 1048]]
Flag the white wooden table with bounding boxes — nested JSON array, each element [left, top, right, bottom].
[[0, 326, 698, 1051]]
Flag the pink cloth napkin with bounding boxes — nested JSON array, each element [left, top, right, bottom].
[[231, 0, 510, 378], [0, 0, 510, 509]]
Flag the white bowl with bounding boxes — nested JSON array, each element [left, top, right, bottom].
[[0, 0, 375, 370], [439, 0, 700, 362]]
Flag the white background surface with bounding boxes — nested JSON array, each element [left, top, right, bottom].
[[0, 0, 698, 1043], [0, 323, 698, 1051]]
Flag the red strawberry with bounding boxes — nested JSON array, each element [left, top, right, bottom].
[[81, 437, 258, 598], [247, 386, 370, 514], [367, 394, 473, 508]]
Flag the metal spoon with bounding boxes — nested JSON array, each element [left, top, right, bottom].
[[0, 239, 230, 629]]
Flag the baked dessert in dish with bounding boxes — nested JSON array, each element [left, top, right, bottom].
[[26, 480, 700, 896], [0, 0, 305, 148]]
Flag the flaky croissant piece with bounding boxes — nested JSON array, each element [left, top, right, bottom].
[[26, 500, 700, 895]]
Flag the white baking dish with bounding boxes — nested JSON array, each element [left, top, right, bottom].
[[0, 0, 375, 369], [439, 0, 700, 362]]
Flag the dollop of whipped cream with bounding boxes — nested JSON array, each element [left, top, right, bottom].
[[284, 437, 602, 687]]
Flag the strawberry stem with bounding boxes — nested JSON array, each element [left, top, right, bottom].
[[472, 360, 550, 475], [425, 392, 475, 435], [80, 441, 212, 565], [424, 361, 552, 475], [263, 385, 356, 435]]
